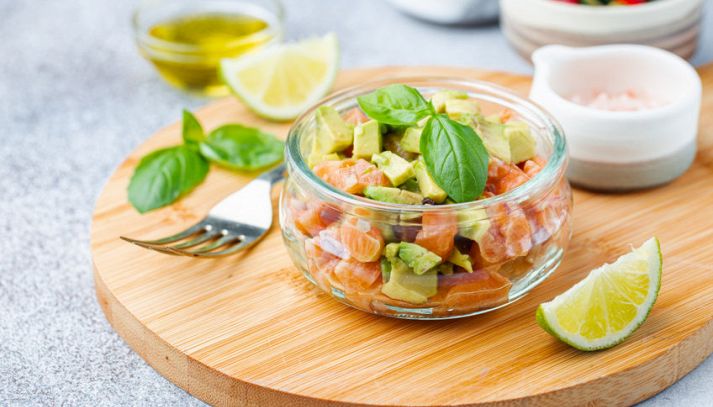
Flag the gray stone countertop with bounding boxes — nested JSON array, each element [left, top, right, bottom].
[[2, 0, 712, 405]]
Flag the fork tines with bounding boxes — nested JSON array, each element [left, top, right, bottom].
[[121, 223, 247, 257]]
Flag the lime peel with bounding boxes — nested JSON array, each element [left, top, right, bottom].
[[537, 237, 662, 351]]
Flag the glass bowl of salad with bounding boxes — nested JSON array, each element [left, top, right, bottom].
[[279, 77, 572, 319]]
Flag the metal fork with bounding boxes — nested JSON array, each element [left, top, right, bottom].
[[121, 164, 286, 258]]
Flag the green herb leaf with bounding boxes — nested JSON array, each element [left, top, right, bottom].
[[128, 145, 209, 213], [357, 84, 434, 126], [199, 125, 283, 171], [182, 110, 205, 145], [420, 115, 489, 203]]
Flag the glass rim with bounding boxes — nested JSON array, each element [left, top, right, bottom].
[[285, 76, 569, 215], [132, 0, 285, 53]]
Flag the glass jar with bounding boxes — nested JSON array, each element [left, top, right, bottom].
[[133, 0, 283, 96], [279, 77, 572, 319]]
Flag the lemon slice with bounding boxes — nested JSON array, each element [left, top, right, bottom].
[[220, 33, 339, 121], [537, 237, 662, 351]]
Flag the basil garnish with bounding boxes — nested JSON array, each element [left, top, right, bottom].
[[182, 110, 205, 146], [199, 125, 283, 171], [420, 115, 489, 203], [357, 84, 434, 126], [128, 145, 209, 213], [128, 110, 283, 213]]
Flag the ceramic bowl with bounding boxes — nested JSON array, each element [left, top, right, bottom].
[[500, 0, 705, 60], [387, 0, 499, 25], [530, 44, 702, 191]]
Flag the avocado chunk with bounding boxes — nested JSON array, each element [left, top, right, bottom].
[[445, 99, 481, 126], [413, 158, 447, 203], [364, 186, 424, 205], [313, 106, 353, 154], [385, 242, 400, 259], [381, 257, 438, 304], [400, 127, 422, 154], [477, 119, 512, 163], [437, 262, 454, 275], [371, 151, 415, 186], [397, 242, 442, 275], [505, 121, 537, 164], [307, 152, 340, 168], [380, 257, 392, 283], [457, 207, 491, 243], [352, 119, 382, 160], [431, 90, 468, 113], [417, 116, 431, 128], [400, 177, 421, 193], [383, 133, 418, 162], [448, 248, 473, 273]]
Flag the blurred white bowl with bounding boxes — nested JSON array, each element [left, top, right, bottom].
[[387, 0, 499, 25], [501, 0, 705, 60]]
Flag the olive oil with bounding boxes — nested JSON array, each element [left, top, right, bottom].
[[141, 11, 278, 96]]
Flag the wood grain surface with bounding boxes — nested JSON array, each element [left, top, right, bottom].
[[92, 66, 713, 406]]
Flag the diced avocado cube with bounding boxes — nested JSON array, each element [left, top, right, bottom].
[[484, 114, 502, 124], [448, 248, 473, 273], [381, 258, 438, 304], [385, 242, 400, 259], [364, 186, 423, 205], [400, 177, 421, 193], [477, 119, 512, 163], [352, 119, 382, 159], [445, 99, 481, 126], [397, 242, 442, 275], [437, 262, 454, 275], [383, 133, 418, 162], [307, 151, 340, 168], [417, 116, 431, 128], [380, 257, 392, 283], [458, 208, 491, 243], [400, 127, 422, 154], [314, 106, 353, 154], [431, 90, 468, 113], [413, 158, 447, 204], [505, 121, 536, 164], [371, 151, 415, 186]]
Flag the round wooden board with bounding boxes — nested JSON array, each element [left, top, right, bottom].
[[92, 66, 713, 407]]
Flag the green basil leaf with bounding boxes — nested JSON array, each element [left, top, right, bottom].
[[199, 125, 283, 171], [128, 145, 209, 213], [182, 110, 205, 145], [420, 114, 489, 203], [357, 84, 434, 126]]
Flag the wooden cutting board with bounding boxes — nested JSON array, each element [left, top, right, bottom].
[[91, 66, 713, 407]]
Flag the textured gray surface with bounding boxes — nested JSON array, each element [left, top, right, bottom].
[[1, 0, 712, 405]]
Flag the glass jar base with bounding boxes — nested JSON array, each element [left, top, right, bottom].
[[298, 247, 565, 320]]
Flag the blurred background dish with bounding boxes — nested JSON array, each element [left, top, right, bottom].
[[386, 0, 499, 25], [501, 0, 705, 61]]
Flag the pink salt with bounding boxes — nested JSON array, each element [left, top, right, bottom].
[[569, 89, 665, 112]]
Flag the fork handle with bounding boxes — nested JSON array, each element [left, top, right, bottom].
[[258, 163, 286, 185]]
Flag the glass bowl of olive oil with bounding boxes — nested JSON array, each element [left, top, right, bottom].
[[133, 0, 284, 96]]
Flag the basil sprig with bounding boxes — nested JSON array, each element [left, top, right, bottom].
[[358, 85, 489, 203], [199, 125, 284, 171], [128, 110, 283, 213], [420, 115, 489, 203], [357, 84, 434, 126], [182, 110, 205, 145], [128, 146, 209, 214]]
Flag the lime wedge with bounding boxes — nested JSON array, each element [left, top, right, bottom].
[[537, 237, 662, 351], [220, 33, 339, 121]]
